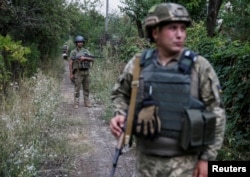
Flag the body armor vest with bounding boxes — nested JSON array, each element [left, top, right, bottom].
[[72, 48, 91, 71], [136, 49, 199, 140], [135, 49, 216, 156]]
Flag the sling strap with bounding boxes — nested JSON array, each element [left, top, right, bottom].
[[124, 54, 141, 146]]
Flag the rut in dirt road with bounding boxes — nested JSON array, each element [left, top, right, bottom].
[[61, 60, 135, 177]]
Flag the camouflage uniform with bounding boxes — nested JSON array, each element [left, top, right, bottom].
[[133, 150, 197, 177], [111, 51, 226, 177], [70, 47, 91, 107], [111, 3, 226, 176]]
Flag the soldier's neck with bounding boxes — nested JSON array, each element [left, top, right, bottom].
[[157, 49, 179, 66]]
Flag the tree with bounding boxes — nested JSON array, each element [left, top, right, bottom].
[[119, 0, 162, 38], [206, 0, 223, 37], [221, 0, 250, 41], [0, 0, 71, 58]]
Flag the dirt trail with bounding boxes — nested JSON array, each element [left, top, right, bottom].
[[60, 60, 135, 177]]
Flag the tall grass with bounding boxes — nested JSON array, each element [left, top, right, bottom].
[[90, 46, 124, 121], [0, 47, 128, 176], [0, 59, 70, 177]]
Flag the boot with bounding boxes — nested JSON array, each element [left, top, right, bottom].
[[74, 104, 79, 109], [74, 98, 79, 109], [84, 101, 92, 108]]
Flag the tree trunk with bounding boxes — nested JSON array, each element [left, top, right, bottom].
[[206, 0, 223, 37], [136, 19, 144, 38]]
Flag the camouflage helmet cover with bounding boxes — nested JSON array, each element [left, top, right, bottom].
[[144, 3, 192, 29], [74, 35, 85, 43]]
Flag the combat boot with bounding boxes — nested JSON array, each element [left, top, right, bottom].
[[84, 101, 92, 108], [74, 98, 79, 109], [74, 104, 79, 109]]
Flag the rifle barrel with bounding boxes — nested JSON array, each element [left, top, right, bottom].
[[110, 148, 121, 177], [109, 132, 125, 177], [109, 167, 116, 177]]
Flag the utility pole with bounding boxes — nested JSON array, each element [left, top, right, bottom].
[[105, 0, 109, 42]]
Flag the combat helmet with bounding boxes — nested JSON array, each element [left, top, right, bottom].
[[74, 35, 85, 43], [144, 3, 192, 42]]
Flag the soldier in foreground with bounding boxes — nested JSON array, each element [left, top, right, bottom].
[[69, 35, 92, 108], [110, 3, 226, 177]]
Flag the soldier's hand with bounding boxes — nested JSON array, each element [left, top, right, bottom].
[[110, 115, 126, 138], [193, 160, 208, 177], [136, 105, 161, 138], [79, 56, 92, 61]]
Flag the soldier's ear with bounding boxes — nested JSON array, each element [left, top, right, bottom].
[[152, 28, 159, 42]]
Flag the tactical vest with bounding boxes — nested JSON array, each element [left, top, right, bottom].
[[136, 49, 200, 140], [135, 49, 216, 155], [72, 48, 91, 71]]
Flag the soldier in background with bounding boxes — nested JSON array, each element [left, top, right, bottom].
[[110, 3, 226, 177], [69, 35, 93, 109], [62, 44, 69, 60]]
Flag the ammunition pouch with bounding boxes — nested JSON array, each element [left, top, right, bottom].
[[82, 61, 91, 69], [72, 60, 90, 74], [180, 108, 216, 151]]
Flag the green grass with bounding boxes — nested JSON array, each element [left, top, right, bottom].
[[90, 46, 123, 122], [0, 58, 71, 177]]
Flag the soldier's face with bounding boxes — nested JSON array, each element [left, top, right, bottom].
[[153, 22, 187, 53], [76, 42, 84, 48]]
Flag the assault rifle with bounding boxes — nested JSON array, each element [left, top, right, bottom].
[[71, 52, 104, 61], [109, 54, 141, 177], [109, 127, 126, 177]]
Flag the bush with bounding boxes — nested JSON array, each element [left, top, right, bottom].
[[117, 37, 150, 62], [186, 22, 250, 160]]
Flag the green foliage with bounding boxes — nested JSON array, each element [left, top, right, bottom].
[[0, 35, 31, 94], [186, 22, 250, 160], [220, 0, 250, 41], [66, 0, 105, 47], [0, 35, 30, 63], [212, 42, 250, 160], [117, 37, 150, 62], [0, 0, 70, 56], [171, 0, 207, 21], [186, 22, 226, 59], [120, 0, 207, 24], [107, 14, 138, 41], [120, 0, 162, 20], [22, 43, 41, 77]]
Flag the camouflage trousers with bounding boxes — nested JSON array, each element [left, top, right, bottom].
[[132, 150, 198, 177], [74, 70, 90, 103]]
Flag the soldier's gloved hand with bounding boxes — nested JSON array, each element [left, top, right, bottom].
[[136, 105, 161, 138]]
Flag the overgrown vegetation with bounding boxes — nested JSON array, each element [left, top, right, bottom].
[[187, 22, 250, 160], [0, 0, 249, 176], [0, 67, 72, 176]]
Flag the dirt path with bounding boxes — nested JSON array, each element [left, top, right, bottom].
[[60, 60, 135, 177]]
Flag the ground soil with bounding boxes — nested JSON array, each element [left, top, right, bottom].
[[54, 61, 135, 177]]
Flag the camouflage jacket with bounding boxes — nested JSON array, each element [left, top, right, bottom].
[[70, 47, 91, 72], [111, 48, 226, 161]]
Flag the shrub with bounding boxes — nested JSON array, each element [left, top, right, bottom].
[[186, 22, 250, 160]]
